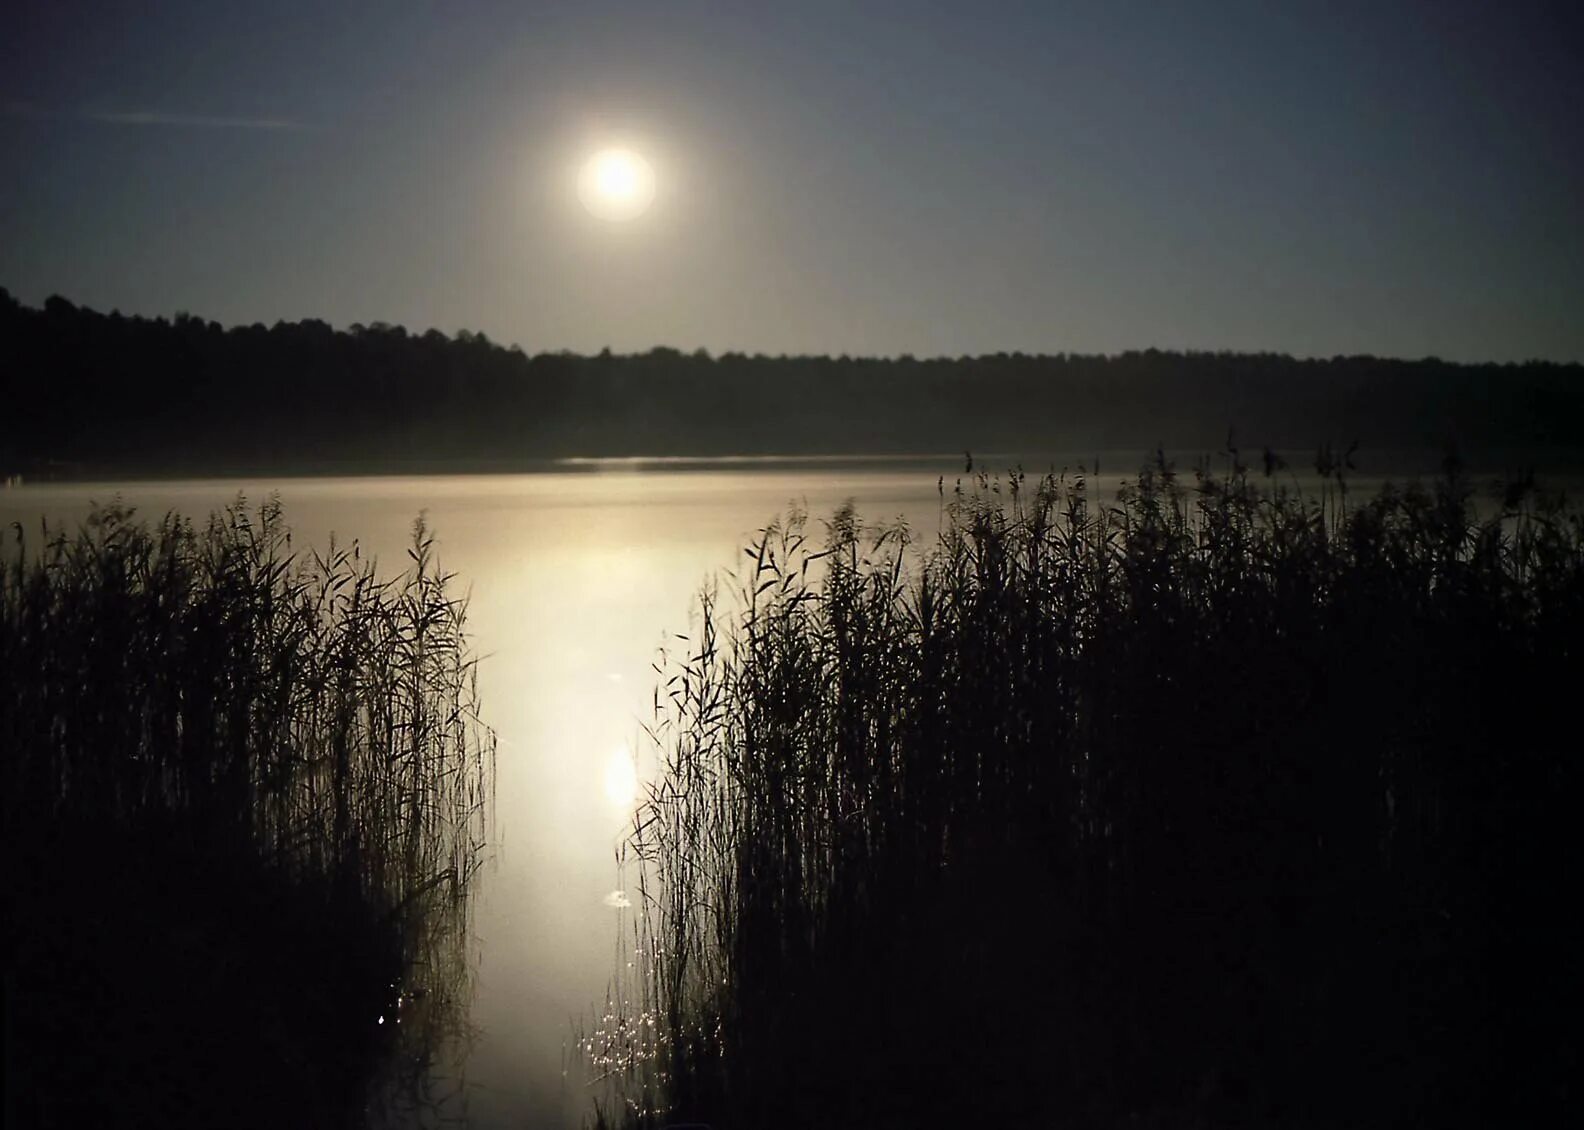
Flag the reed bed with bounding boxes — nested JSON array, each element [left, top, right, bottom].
[[591, 452, 1582, 1129], [1, 498, 494, 1128]]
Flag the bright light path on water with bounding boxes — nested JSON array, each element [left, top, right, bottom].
[[0, 466, 965, 1129], [604, 745, 640, 809]]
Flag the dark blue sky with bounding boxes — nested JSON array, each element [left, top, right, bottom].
[[3, 0, 1580, 360]]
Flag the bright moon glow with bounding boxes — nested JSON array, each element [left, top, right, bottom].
[[604, 746, 640, 807], [578, 148, 656, 222]]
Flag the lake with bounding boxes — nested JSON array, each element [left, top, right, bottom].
[[0, 452, 1540, 1127], [3, 460, 983, 1126]]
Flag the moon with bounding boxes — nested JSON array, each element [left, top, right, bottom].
[[578, 148, 656, 222]]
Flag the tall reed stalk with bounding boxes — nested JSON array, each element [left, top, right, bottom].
[[1, 498, 494, 1127], [591, 454, 1582, 1129]]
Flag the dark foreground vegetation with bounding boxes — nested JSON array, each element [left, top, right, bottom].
[[592, 454, 1581, 1128], [1, 501, 493, 1128], [4, 288, 1582, 476]]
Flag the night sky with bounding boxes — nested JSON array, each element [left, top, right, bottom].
[[3, 0, 1580, 361]]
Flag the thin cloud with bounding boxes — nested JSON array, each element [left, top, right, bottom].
[[84, 109, 305, 130], [3, 100, 306, 131]]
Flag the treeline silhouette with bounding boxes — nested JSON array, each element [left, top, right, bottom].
[[3, 289, 1581, 476], [591, 460, 1581, 1128]]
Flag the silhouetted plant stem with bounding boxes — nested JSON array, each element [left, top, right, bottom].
[[590, 457, 1582, 1129]]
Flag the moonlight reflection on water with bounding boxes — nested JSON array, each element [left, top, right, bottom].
[[604, 745, 640, 809]]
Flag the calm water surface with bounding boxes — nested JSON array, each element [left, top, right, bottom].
[[0, 456, 1535, 1125], [1, 464, 964, 1126]]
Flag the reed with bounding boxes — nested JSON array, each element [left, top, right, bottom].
[[591, 453, 1582, 1128], [1, 497, 494, 1127]]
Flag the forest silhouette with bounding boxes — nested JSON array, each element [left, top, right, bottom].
[[3, 289, 1581, 476]]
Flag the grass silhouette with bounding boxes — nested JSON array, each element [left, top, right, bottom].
[[1, 498, 494, 1128], [590, 451, 1581, 1128]]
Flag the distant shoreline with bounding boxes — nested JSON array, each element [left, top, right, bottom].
[[7, 290, 1583, 487]]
